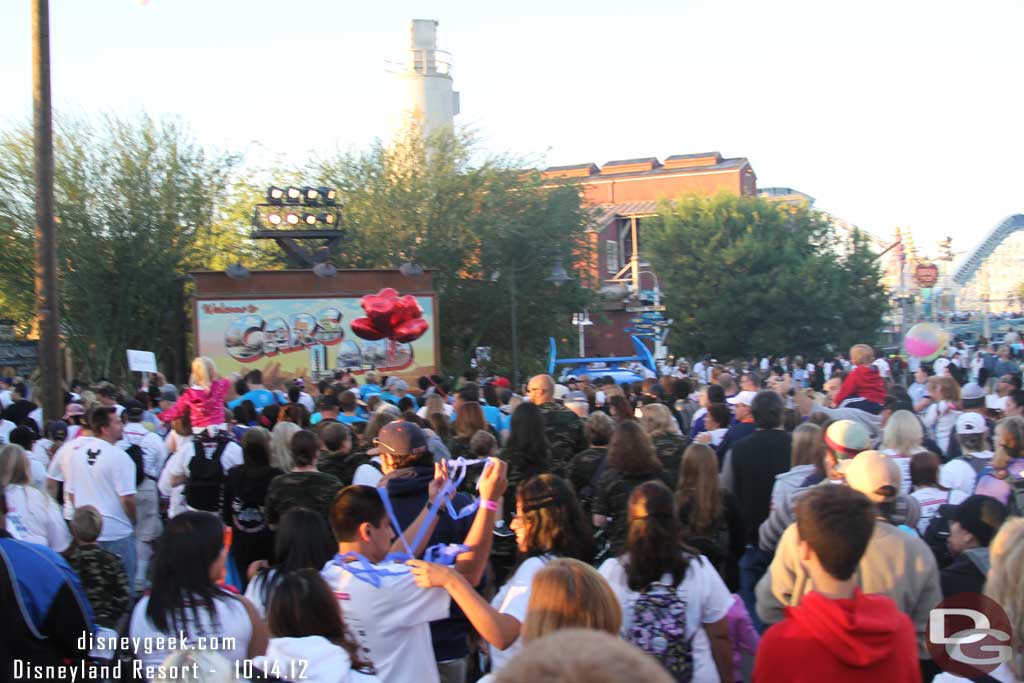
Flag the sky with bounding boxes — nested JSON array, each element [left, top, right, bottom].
[[2, 0, 1022, 259]]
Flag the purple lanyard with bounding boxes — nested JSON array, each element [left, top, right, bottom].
[[334, 457, 491, 588]]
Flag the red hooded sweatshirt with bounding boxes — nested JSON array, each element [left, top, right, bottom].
[[753, 589, 921, 683], [834, 365, 886, 405]]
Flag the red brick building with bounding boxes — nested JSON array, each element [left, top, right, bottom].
[[542, 152, 757, 356]]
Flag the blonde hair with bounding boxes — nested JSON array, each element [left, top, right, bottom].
[[423, 395, 446, 417], [985, 518, 1024, 678], [0, 445, 30, 486], [850, 344, 874, 366], [791, 423, 825, 468], [154, 650, 238, 683], [270, 421, 300, 471], [71, 505, 103, 543], [640, 403, 678, 439], [189, 356, 217, 389], [495, 629, 674, 683], [881, 410, 925, 454], [675, 443, 722, 536], [522, 559, 621, 643], [994, 416, 1024, 471]]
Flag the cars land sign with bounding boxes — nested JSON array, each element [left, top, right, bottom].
[[915, 263, 939, 287]]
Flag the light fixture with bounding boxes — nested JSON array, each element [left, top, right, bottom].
[[285, 213, 300, 225], [267, 186, 285, 204], [400, 261, 424, 277], [225, 263, 250, 280], [319, 213, 336, 226], [303, 186, 320, 205], [319, 187, 338, 205], [546, 258, 571, 287], [313, 262, 337, 278], [303, 213, 318, 226], [285, 186, 302, 204], [267, 212, 283, 226]]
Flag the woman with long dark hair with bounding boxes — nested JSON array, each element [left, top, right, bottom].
[[222, 427, 284, 587], [255, 569, 379, 682], [592, 420, 669, 555], [244, 506, 337, 618], [129, 511, 268, 669], [406, 473, 594, 677], [599, 481, 734, 683], [675, 444, 744, 591], [499, 402, 552, 519]]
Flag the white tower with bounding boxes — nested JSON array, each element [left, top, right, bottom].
[[394, 20, 460, 137]]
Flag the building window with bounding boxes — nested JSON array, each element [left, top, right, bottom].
[[606, 240, 619, 274]]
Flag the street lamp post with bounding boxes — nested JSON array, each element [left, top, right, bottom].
[[571, 310, 593, 356]]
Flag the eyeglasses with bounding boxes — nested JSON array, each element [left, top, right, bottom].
[[527, 387, 545, 393]]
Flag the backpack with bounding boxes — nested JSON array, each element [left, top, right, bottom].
[[627, 578, 694, 682], [185, 433, 230, 512], [960, 454, 992, 482]]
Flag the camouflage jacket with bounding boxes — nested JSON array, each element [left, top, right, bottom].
[[652, 433, 691, 485], [65, 544, 131, 629], [538, 402, 586, 479]]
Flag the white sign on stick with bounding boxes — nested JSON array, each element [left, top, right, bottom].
[[126, 350, 158, 373]]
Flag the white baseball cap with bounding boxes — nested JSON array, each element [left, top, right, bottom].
[[726, 390, 758, 407], [955, 412, 987, 435]]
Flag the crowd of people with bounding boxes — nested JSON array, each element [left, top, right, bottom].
[[1, 337, 1024, 683]]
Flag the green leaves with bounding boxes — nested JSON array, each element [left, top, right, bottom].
[[645, 193, 886, 359]]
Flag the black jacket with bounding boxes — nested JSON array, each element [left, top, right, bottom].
[[731, 429, 792, 545], [940, 547, 989, 597]]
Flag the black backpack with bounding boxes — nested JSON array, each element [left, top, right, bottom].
[[185, 433, 230, 512]]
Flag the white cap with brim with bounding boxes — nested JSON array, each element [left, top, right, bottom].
[[726, 391, 757, 407]]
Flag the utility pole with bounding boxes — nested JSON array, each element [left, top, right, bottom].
[[33, 0, 62, 421]]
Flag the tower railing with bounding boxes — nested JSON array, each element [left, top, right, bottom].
[[385, 49, 453, 76]]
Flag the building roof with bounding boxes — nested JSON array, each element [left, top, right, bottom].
[[589, 201, 661, 231], [602, 157, 661, 168]]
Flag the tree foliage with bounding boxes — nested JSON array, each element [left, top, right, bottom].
[[311, 127, 594, 375], [0, 114, 277, 383], [644, 193, 887, 359]]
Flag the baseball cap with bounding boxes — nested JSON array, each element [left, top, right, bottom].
[[385, 377, 409, 392], [960, 382, 985, 408], [553, 384, 570, 402], [62, 403, 86, 420], [939, 495, 1007, 547], [565, 390, 588, 403], [123, 400, 145, 419], [726, 390, 757, 407], [955, 412, 987, 435], [491, 377, 511, 389], [368, 420, 428, 457], [826, 420, 871, 462], [842, 450, 899, 502]]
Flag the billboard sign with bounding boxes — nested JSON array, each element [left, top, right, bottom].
[[195, 296, 438, 386]]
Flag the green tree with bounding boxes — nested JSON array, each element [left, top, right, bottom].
[[312, 126, 593, 375], [644, 193, 886, 359], [0, 114, 266, 382]]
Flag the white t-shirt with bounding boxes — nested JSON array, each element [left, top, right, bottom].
[[129, 592, 253, 678], [0, 419, 13, 445], [48, 435, 88, 519], [0, 390, 11, 410], [599, 554, 733, 683], [873, 358, 891, 378], [321, 559, 451, 683], [3, 483, 72, 551], [940, 451, 993, 497], [353, 464, 383, 487], [912, 487, 967, 535], [243, 568, 277, 619], [880, 449, 920, 496], [157, 435, 192, 518], [118, 423, 169, 480], [66, 436, 137, 541], [488, 555, 552, 673]]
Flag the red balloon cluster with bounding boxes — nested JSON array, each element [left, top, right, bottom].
[[350, 288, 430, 343]]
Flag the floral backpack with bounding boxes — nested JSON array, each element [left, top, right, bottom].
[[626, 578, 694, 682]]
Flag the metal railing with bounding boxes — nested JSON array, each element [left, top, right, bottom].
[[384, 49, 453, 76]]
